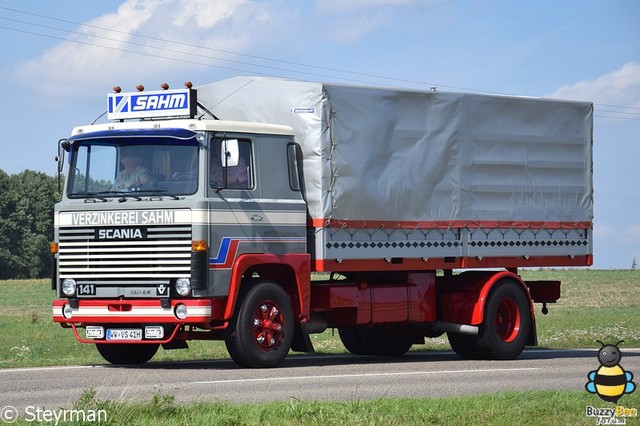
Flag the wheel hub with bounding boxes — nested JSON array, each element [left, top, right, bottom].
[[495, 298, 521, 343], [252, 301, 284, 351]]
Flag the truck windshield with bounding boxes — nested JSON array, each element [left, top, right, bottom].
[[66, 139, 199, 198]]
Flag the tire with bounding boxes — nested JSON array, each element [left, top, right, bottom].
[[95, 343, 159, 365], [447, 332, 482, 360], [225, 281, 294, 368], [338, 327, 371, 355], [475, 280, 531, 360], [359, 327, 414, 357]]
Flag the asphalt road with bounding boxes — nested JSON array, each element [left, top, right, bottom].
[[2, 349, 640, 413]]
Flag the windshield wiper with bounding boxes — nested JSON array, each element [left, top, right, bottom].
[[82, 192, 109, 203], [134, 189, 181, 200], [75, 190, 180, 201], [84, 190, 143, 202]]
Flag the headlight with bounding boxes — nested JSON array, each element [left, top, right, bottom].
[[175, 278, 191, 297], [62, 303, 73, 319], [62, 279, 77, 296], [174, 303, 188, 320]]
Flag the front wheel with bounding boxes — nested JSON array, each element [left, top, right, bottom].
[[225, 281, 294, 368], [95, 343, 159, 365], [476, 280, 532, 360]]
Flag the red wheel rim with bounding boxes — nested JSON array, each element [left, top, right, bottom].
[[495, 298, 521, 343], [252, 300, 285, 351]]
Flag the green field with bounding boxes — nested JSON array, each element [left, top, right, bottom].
[[17, 388, 612, 426], [2, 269, 639, 368], [2, 270, 639, 425]]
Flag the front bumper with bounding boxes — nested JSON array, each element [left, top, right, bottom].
[[52, 298, 213, 324]]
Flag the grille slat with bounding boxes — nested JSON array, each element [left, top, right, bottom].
[[60, 253, 189, 259], [58, 224, 192, 280]]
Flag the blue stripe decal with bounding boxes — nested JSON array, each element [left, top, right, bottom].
[[209, 237, 306, 268]]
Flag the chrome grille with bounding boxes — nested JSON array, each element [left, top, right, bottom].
[[58, 225, 192, 280]]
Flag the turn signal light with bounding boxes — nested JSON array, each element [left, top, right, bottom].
[[192, 240, 207, 252]]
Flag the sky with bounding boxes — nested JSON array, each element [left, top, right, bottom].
[[0, 0, 638, 269]]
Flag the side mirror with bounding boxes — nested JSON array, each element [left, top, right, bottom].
[[221, 139, 239, 168], [55, 139, 71, 193], [56, 139, 70, 173]]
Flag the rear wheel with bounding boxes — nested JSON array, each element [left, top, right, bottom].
[[339, 326, 414, 357], [338, 327, 371, 355], [360, 327, 414, 356], [225, 281, 294, 368], [95, 343, 159, 365], [476, 280, 531, 360], [447, 332, 482, 360]]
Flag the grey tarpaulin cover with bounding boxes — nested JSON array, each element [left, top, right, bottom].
[[197, 77, 593, 225]]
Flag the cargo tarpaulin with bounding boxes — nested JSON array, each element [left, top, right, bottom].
[[197, 77, 593, 226]]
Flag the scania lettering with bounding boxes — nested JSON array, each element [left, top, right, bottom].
[[96, 228, 145, 240], [52, 79, 593, 368]]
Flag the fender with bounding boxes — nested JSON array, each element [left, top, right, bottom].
[[469, 271, 533, 325], [222, 253, 311, 321], [439, 270, 534, 326]]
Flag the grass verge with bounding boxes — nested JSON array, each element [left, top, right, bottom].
[[3, 270, 639, 425], [10, 388, 609, 426], [2, 269, 640, 368]]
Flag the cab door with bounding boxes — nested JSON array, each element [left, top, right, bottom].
[[207, 136, 264, 296]]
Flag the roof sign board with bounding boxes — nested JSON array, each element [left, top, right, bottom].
[[107, 88, 197, 120]]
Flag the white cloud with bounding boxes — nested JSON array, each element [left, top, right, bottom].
[[12, 0, 285, 97], [15, 0, 162, 94], [172, 0, 247, 28], [548, 62, 640, 109]]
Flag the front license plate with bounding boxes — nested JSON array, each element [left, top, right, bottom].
[[106, 329, 142, 340], [85, 326, 104, 339]]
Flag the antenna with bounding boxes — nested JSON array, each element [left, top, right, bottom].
[[91, 111, 108, 125], [197, 102, 219, 120], [198, 78, 255, 119]]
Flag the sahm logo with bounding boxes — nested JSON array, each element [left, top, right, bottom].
[[585, 340, 637, 424], [106, 88, 194, 120]]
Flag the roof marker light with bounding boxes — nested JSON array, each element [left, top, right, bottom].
[[113, 86, 121, 93], [136, 84, 144, 92], [185, 81, 193, 89], [161, 83, 169, 90]]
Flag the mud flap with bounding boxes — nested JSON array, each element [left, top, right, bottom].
[[527, 323, 538, 347], [291, 322, 315, 353]]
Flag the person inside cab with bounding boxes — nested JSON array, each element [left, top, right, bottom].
[[114, 149, 152, 191]]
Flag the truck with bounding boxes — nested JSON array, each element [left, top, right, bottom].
[[51, 77, 593, 368]]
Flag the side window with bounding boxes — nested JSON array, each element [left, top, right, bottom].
[[210, 139, 253, 190], [287, 143, 302, 191]]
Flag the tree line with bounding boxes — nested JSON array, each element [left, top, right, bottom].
[[0, 170, 60, 279]]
